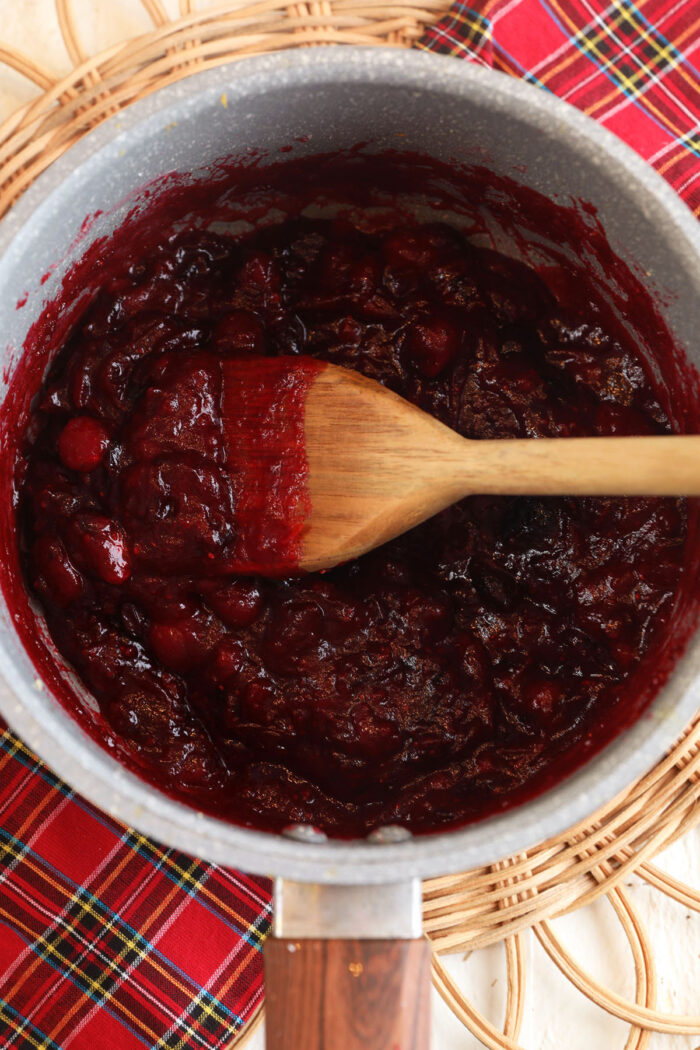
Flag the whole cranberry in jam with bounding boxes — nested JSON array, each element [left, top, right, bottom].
[[403, 313, 462, 377], [17, 213, 693, 838], [67, 512, 131, 585], [31, 536, 84, 607], [58, 415, 110, 472]]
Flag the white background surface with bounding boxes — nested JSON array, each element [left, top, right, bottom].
[[0, 3, 698, 1046]]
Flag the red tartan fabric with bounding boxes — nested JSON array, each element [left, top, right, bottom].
[[2, 5, 700, 1047], [419, 0, 700, 213], [0, 727, 271, 1049]]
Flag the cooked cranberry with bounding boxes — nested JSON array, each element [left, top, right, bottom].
[[120, 601, 148, 637], [109, 674, 185, 749], [595, 402, 656, 435], [263, 597, 326, 676], [32, 536, 84, 606], [346, 703, 401, 759], [240, 679, 277, 723], [58, 416, 110, 472], [119, 458, 233, 573], [403, 314, 461, 377], [208, 636, 248, 686], [172, 739, 222, 788], [519, 673, 567, 723], [148, 608, 224, 673], [453, 630, 490, 689], [30, 472, 93, 522], [201, 580, 263, 627], [471, 557, 520, 612], [401, 589, 453, 644], [147, 622, 197, 672], [67, 512, 131, 584]]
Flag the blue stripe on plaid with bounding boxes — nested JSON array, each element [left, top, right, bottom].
[[418, 6, 491, 54], [490, 45, 549, 87], [0, 744, 70, 882], [440, 2, 492, 49], [0, 996, 64, 1050], [2, 893, 246, 1050], [0, 730, 74, 799], [0, 735, 261, 1047], [422, 0, 700, 166], [121, 832, 268, 952], [0, 824, 247, 1028], [615, 0, 696, 77], [538, 0, 700, 160], [417, 2, 550, 87], [570, 0, 681, 90], [4, 914, 248, 1050], [0, 731, 270, 949], [0, 916, 155, 1050]]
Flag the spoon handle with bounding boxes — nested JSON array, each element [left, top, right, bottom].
[[455, 434, 700, 496]]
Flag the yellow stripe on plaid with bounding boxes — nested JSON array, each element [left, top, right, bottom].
[[2, 826, 146, 1005], [0, 727, 35, 772], [1, 889, 226, 1050], [0, 999, 62, 1050], [0, 840, 124, 1024], [656, 120, 700, 175], [46, 848, 233, 1047], [585, 6, 700, 120], [0, 728, 266, 944], [0, 899, 176, 1047], [49, 858, 231, 1035], [163, 924, 269, 1049], [545, 0, 700, 150], [418, 3, 492, 55], [541, 0, 660, 96], [0, 835, 233, 1046], [583, 6, 698, 120], [129, 831, 268, 946], [154, 985, 229, 1050], [0, 734, 264, 1046], [516, 2, 629, 90]]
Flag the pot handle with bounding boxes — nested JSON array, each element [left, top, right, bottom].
[[264, 937, 431, 1049], [264, 878, 430, 1050]]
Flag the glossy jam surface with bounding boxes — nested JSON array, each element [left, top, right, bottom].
[[220, 355, 324, 574], [18, 216, 692, 835]]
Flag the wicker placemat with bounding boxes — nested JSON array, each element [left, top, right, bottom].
[[1, 3, 700, 1047]]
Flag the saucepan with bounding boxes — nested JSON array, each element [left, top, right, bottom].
[[0, 47, 699, 1049]]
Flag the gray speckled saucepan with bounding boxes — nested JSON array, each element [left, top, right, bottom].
[[0, 47, 698, 1045]]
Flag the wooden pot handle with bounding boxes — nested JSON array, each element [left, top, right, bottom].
[[264, 936, 431, 1050]]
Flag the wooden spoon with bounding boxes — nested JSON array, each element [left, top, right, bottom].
[[221, 356, 700, 575]]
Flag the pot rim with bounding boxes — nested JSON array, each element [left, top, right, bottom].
[[0, 46, 699, 884]]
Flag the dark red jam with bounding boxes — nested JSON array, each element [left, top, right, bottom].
[[13, 182, 698, 836], [220, 355, 324, 574]]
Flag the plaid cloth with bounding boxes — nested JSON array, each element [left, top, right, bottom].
[[0, 727, 270, 1049], [2, 3, 700, 1047], [419, 0, 700, 213]]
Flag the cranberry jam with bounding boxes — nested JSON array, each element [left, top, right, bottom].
[[12, 154, 699, 836]]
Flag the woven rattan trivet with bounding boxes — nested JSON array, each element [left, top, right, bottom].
[[1, 3, 700, 1047]]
